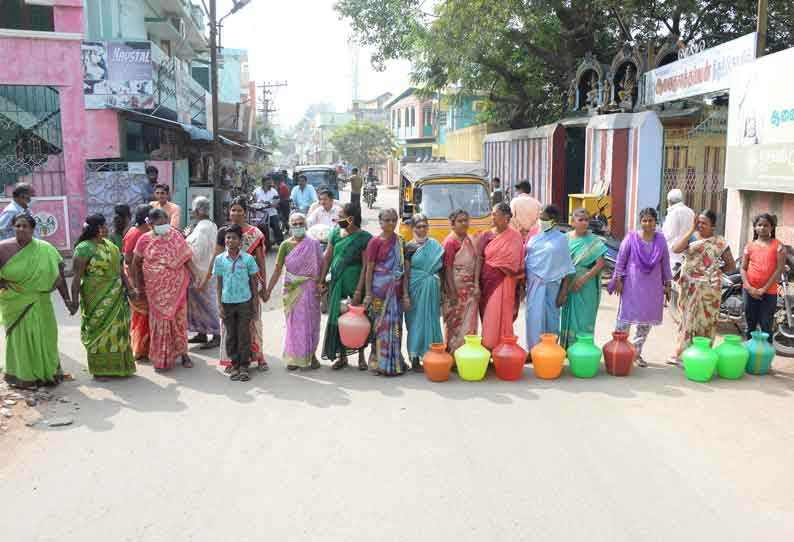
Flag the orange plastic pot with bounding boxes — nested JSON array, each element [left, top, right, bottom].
[[492, 335, 526, 381], [423, 343, 454, 382], [530, 333, 566, 380], [338, 304, 371, 349]]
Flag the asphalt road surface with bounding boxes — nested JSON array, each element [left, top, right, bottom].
[[2, 186, 794, 541]]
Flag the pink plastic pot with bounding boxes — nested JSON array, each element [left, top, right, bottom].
[[338, 304, 371, 349]]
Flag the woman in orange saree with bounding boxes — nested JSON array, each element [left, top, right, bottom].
[[131, 209, 200, 370], [478, 203, 524, 351], [442, 209, 481, 353], [122, 204, 151, 363]]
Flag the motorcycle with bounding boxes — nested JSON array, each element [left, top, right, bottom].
[[363, 182, 377, 209], [773, 246, 794, 356]]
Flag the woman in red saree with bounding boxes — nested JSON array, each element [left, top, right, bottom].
[[122, 204, 151, 363], [442, 209, 481, 353], [131, 209, 201, 370], [207, 197, 268, 370], [479, 203, 524, 350]]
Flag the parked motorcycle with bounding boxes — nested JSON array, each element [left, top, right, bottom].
[[773, 246, 794, 356]]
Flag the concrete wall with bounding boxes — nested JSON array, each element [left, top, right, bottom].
[[1, 0, 88, 242], [83, 0, 148, 40], [218, 51, 242, 103], [445, 123, 496, 162], [725, 189, 794, 252], [84, 110, 122, 159]]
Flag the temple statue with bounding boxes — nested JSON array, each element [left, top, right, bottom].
[[618, 65, 637, 110], [585, 73, 599, 110]]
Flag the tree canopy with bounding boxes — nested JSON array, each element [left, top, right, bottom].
[[329, 120, 396, 169], [336, 0, 794, 129]]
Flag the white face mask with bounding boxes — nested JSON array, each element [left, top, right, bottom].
[[153, 224, 170, 235], [539, 219, 555, 232]]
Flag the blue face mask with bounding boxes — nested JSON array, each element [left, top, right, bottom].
[[539, 219, 555, 232], [153, 224, 170, 235], [291, 227, 306, 238]]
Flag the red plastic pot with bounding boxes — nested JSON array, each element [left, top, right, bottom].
[[492, 335, 526, 381], [602, 331, 636, 376]]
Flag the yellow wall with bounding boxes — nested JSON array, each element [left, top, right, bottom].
[[445, 123, 498, 162]]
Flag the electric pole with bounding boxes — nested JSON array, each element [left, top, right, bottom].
[[209, 0, 220, 186], [258, 81, 288, 124], [757, 0, 768, 57]]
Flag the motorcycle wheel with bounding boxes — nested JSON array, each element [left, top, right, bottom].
[[773, 331, 794, 357]]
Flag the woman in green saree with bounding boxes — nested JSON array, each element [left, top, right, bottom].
[[403, 213, 444, 371], [0, 214, 72, 388], [560, 208, 607, 349], [319, 203, 372, 370], [70, 214, 136, 377]]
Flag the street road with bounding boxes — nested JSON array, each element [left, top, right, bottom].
[[2, 186, 794, 541]]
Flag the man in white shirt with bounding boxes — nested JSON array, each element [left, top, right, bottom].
[[253, 176, 283, 245], [662, 188, 695, 271], [510, 180, 542, 240], [307, 189, 341, 228]]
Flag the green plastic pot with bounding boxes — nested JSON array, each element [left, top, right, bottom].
[[567, 334, 601, 378], [714, 335, 748, 379], [682, 337, 718, 383]]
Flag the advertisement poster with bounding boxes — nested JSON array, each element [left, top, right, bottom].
[[725, 46, 794, 193], [643, 33, 756, 105], [0, 197, 70, 250], [82, 41, 155, 110]]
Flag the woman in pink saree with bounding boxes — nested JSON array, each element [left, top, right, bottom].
[[131, 208, 201, 370], [479, 203, 524, 350], [265, 213, 324, 370], [442, 209, 481, 353]]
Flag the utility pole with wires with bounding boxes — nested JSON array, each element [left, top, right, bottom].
[[258, 81, 288, 125]]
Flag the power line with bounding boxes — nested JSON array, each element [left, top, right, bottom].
[[257, 81, 288, 124]]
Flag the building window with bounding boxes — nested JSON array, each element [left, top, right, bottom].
[[404, 108, 409, 129], [0, 1, 55, 32], [423, 106, 432, 126], [411, 107, 416, 128], [396, 109, 401, 128]]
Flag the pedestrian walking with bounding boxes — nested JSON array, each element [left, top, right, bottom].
[[209, 197, 268, 370], [671, 210, 736, 362], [609, 208, 672, 367], [364, 208, 406, 376], [142, 165, 159, 203], [265, 213, 324, 371], [662, 188, 695, 273], [253, 175, 284, 246], [478, 203, 524, 351], [442, 209, 480, 353], [213, 223, 260, 382], [277, 173, 291, 232], [122, 204, 152, 363], [185, 196, 220, 349], [0, 183, 35, 240], [510, 180, 542, 241], [524, 205, 574, 350], [348, 167, 363, 207], [559, 208, 607, 349], [0, 214, 71, 388], [491, 177, 504, 205], [70, 214, 135, 378], [130, 208, 200, 371], [403, 213, 444, 371], [149, 183, 181, 229], [741, 214, 785, 341], [109, 204, 131, 252], [319, 203, 371, 370]]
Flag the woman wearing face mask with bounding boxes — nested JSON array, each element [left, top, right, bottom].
[[478, 202, 524, 351], [671, 209, 736, 363], [319, 203, 372, 369], [70, 214, 135, 378], [131, 208, 202, 371], [559, 208, 607, 349], [207, 197, 269, 371], [403, 213, 444, 371], [265, 212, 324, 370], [608, 207, 672, 367], [524, 205, 575, 350], [364, 208, 406, 375], [442, 208, 481, 353]]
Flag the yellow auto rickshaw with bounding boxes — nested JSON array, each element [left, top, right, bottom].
[[399, 161, 492, 243]]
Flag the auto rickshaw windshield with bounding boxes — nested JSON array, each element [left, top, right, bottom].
[[418, 182, 491, 219]]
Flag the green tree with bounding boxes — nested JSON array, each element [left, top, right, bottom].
[[336, 0, 794, 129], [328, 120, 396, 169]]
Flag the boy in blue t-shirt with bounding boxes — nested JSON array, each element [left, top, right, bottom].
[[212, 223, 260, 381]]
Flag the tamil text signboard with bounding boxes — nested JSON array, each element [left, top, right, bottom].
[[643, 33, 756, 106], [726, 47, 794, 193], [82, 41, 155, 109]]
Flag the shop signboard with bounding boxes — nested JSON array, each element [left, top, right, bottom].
[[642, 33, 756, 105], [725, 47, 794, 193], [0, 197, 71, 250], [82, 41, 155, 109]]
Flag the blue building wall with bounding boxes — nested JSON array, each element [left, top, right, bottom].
[[218, 49, 245, 103]]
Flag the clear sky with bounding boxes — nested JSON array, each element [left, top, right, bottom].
[[217, 0, 411, 127]]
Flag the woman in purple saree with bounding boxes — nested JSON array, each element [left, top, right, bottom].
[[265, 213, 324, 370]]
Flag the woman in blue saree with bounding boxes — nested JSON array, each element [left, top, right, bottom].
[[403, 213, 444, 371], [364, 208, 406, 376]]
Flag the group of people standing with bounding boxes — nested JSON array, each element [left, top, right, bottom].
[[0, 173, 787, 388]]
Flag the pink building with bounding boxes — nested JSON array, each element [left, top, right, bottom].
[[0, 0, 87, 251]]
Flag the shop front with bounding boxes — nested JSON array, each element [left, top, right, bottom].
[[725, 46, 794, 248]]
